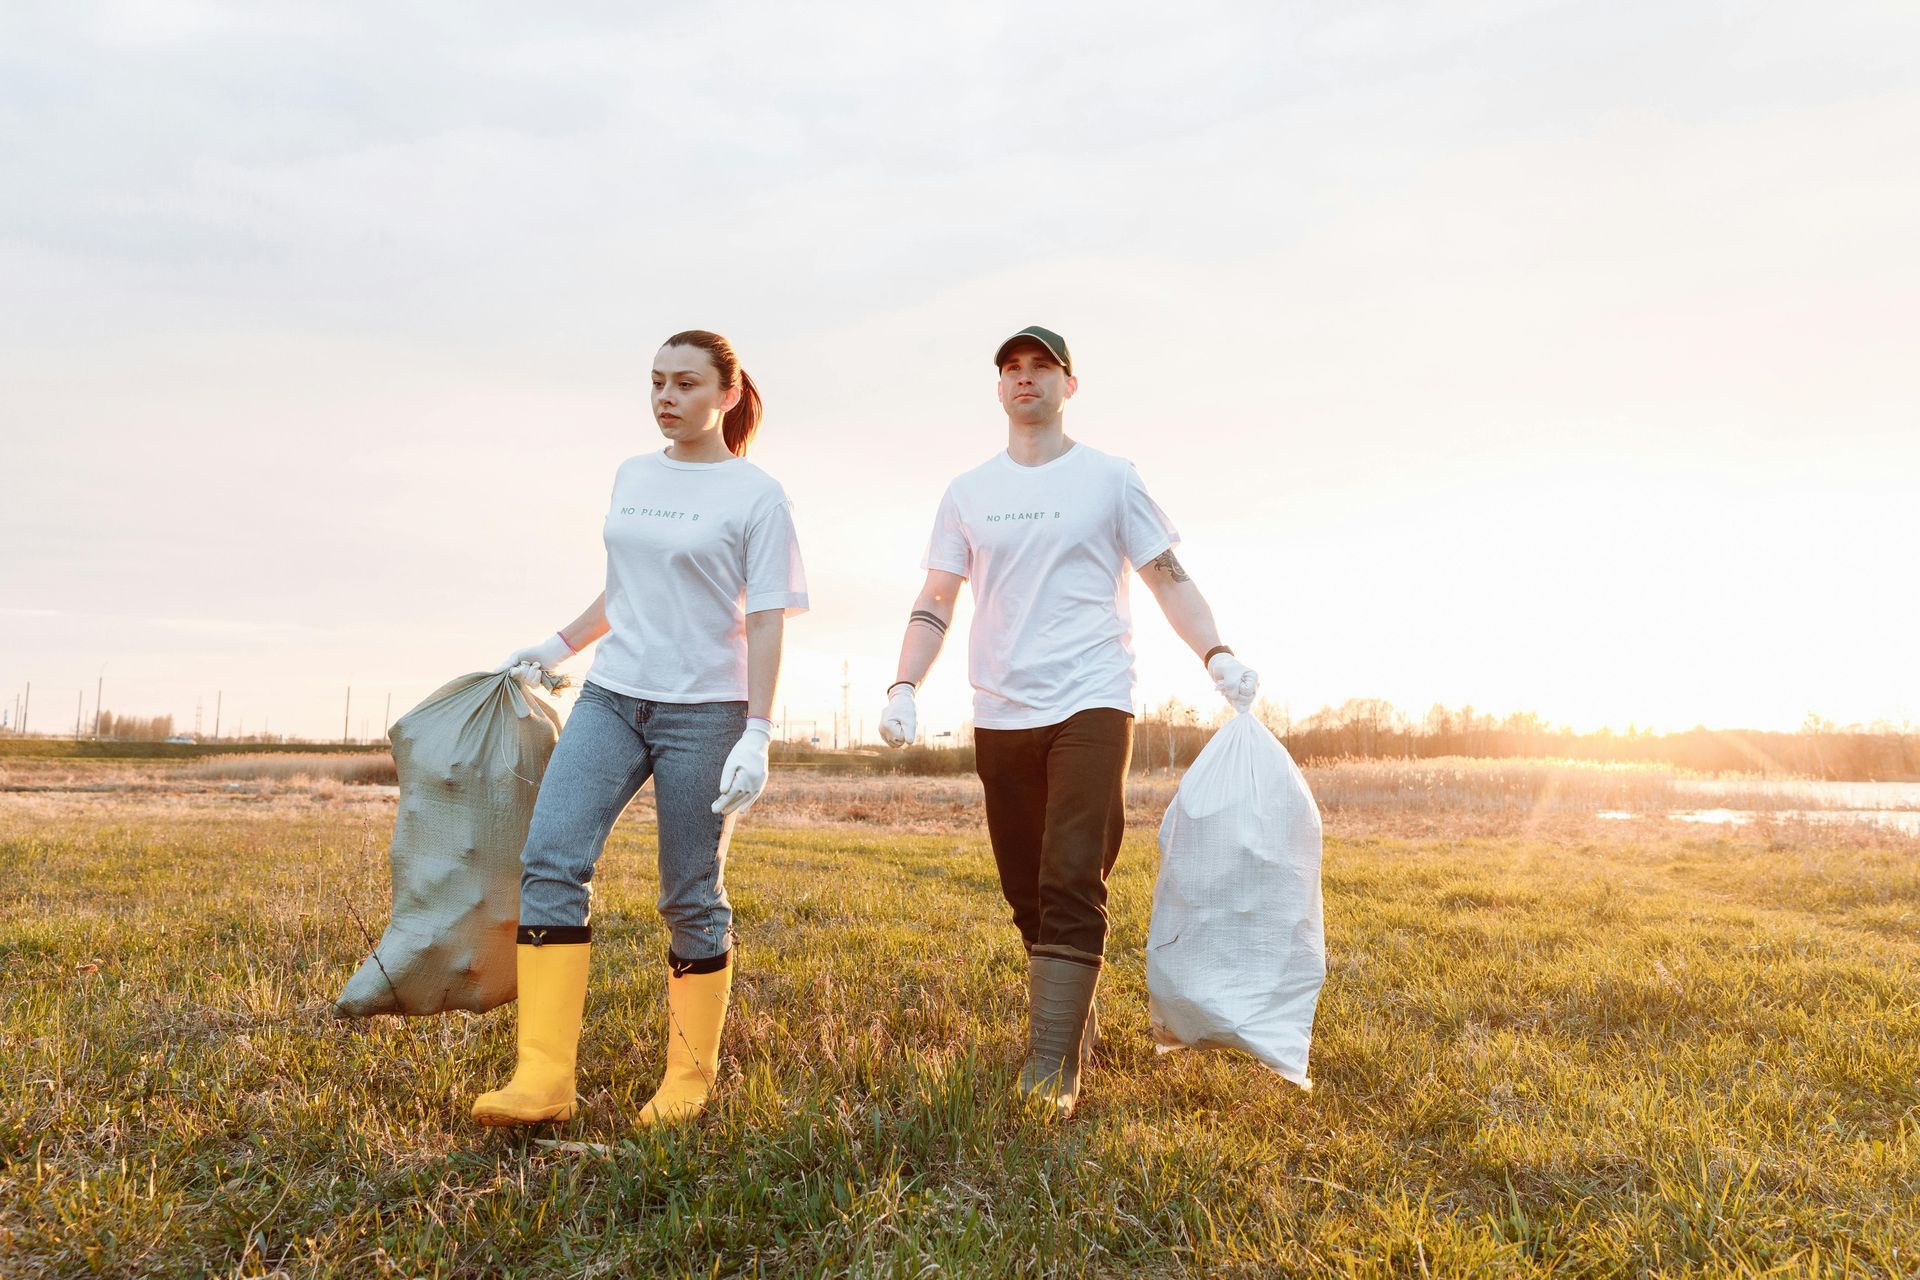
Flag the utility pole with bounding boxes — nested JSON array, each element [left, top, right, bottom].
[[343, 686, 352, 744], [75, 690, 84, 740], [213, 691, 222, 741], [21, 683, 29, 736], [840, 661, 850, 750], [194, 698, 203, 738], [94, 665, 106, 738], [383, 692, 391, 735]]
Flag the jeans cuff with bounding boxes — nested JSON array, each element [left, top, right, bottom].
[[667, 947, 732, 977], [518, 924, 591, 946]]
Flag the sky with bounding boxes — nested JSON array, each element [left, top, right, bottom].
[[3, 0, 1917, 742]]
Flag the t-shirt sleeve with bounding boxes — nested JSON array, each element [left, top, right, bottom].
[[920, 484, 971, 576], [1121, 464, 1180, 568], [744, 494, 809, 616]]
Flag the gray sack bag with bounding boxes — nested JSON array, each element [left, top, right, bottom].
[[335, 671, 562, 1017]]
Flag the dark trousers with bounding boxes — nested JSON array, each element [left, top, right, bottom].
[[974, 707, 1135, 963]]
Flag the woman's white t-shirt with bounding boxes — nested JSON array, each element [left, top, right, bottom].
[[921, 442, 1179, 730], [587, 450, 808, 704]]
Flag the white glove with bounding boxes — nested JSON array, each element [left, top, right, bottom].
[[878, 683, 917, 748], [1207, 651, 1259, 713], [494, 632, 575, 686], [711, 721, 772, 815]]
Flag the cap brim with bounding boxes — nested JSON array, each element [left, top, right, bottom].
[[993, 334, 1070, 373]]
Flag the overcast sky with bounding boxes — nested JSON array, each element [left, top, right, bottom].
[[4, 1, 1917, 741]]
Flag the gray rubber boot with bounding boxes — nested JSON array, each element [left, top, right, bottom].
[[1018, 955, 1101, 1118]]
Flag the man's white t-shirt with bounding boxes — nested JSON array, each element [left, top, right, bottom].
[[587, 450, 808, 703], [922, 442, 1179, 730]]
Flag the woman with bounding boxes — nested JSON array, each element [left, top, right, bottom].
[[472, 330, 807, 1127]]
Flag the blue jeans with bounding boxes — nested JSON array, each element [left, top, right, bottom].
[[519, 681, 745, 961]]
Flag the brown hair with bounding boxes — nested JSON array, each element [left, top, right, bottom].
[[662, 329, 762, 457]]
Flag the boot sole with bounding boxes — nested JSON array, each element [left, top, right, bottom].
[[636, 1106, 706, 1127], [472, 1103, 575, 1127]]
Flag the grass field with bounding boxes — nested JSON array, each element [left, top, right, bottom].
[[3, 765, 1918, 1277]]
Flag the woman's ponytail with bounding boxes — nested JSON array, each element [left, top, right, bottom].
[[723, 368, 762, 457], [662, 329, 761, 457]]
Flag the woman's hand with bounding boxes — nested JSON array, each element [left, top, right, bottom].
[[711, 720, 773, 815], [493, 632, 577, 686]]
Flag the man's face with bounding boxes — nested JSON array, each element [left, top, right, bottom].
[[996, 342, 1077, 423]]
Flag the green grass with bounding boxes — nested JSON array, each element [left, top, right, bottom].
[[2, 794, 1918, 1277]]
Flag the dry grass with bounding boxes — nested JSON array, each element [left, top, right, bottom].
[[5, 753, 1913, 841], [183, 751, 398, 786], [0, 753, 396, 801], [741, 756, 1918, 838]]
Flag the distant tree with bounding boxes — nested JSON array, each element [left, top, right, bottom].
[[95, 711, 174, 741], [1251, 696, 1290, 738]]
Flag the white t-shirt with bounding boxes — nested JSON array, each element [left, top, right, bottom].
[[922, 442, 1179, 730], [587, 450, 808, 703]]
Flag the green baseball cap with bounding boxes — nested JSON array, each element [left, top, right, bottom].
[[993, 325, 1072, 375]]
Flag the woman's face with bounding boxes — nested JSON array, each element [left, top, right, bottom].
[[651, 344, 739, 444]]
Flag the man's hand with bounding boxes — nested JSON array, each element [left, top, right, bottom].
[[879, 683, 917, 748], [1207, 652, 1259, 713], [494, 632, 576, 686], [711, 721, 773, 815]]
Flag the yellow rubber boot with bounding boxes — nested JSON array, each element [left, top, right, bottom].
[[472, 940, 591, 1126], [638, 951, 733, 1126]]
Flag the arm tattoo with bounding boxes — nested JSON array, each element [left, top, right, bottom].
[[1147, 549, 1191, 583], [909, 609, 949, 636]]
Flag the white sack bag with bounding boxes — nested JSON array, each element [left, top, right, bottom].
[[1147, 711, 1325, 1087]]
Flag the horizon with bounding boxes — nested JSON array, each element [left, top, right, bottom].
[[6, 680, 1912, 749]]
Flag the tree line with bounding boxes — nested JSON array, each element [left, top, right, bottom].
[[1129, 698, 1920, 781], [42, 700, 1920, 781]]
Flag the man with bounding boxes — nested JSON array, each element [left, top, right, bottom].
[[879, 325, 1259, 1117]]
